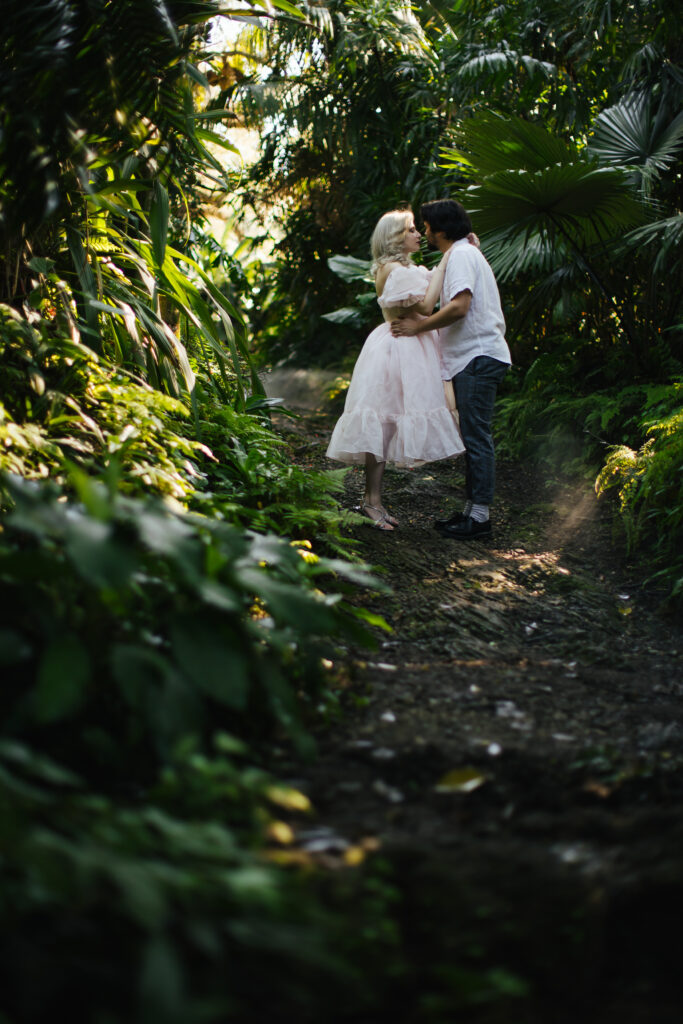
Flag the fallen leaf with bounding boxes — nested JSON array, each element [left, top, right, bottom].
[[583, 780, 611, 799], [343, 846, 366, 867], [266, 785, 312, 813], [267, 821, 295, 845], [435, 767, 486, 793]]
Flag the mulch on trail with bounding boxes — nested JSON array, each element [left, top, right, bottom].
[[272, 410, 683, 1024]]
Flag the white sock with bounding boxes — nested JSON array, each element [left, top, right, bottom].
[[463, 499, 472, 517], [470, 503, 489, 522]]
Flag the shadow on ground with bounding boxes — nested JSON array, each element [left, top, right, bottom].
[[270, 407, 683, 1024]]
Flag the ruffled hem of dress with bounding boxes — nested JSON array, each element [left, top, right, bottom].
[[377, 290, 426, 309], [326, 406, 464, 468]]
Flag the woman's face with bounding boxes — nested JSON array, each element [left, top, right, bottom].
[[403, 218, 421, 254]]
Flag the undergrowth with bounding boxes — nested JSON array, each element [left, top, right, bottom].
[[496, 364, 683, 609]]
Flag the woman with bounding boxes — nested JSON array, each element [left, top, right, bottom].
[[326, 209, 464, 531]]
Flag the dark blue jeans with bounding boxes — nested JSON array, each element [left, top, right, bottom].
[[453, 355, 509, 505]]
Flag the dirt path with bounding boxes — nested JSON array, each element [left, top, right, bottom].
[[274, 410, 683, 1024]]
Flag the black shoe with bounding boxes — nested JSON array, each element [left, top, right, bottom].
[[438, 516, 492, 540], [433, 510, 469, 530]]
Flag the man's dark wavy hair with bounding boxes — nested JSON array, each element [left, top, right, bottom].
[[420, 199, 472, 241]]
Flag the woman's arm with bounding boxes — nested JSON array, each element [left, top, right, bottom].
[[391, 289, 471, 337], [410, 250, 450, 315]]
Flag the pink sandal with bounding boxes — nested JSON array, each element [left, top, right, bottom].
[[362, 503, 395, 531]]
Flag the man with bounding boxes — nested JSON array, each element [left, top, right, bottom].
[[390, 199, 511, 539]]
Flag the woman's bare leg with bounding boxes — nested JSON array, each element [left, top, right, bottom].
[[364, 453, 385, 506], [363, 454, 395, 529]]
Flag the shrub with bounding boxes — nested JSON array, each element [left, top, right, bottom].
[[596, 386, 683, 604]]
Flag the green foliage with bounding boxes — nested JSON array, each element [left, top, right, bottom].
[[0, 301, 361, 546], [0, 301, 206, 500], [496, 368, 683, 605], [0, 736, 360, 1023], [188, 396, 356, 539], [228, 1, 453, 364], [0, 470, 380, 771], [0, 0, 268, 402], [2, 1, 682, 1014], [596, 387, 683, 601]]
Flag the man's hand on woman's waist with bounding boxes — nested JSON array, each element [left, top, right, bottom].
[[390, 290, 472, 337]]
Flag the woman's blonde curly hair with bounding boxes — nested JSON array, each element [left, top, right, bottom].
[[370, 209, 414, 277]]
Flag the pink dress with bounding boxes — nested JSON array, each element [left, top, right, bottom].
[[326, 263, 464, 468]]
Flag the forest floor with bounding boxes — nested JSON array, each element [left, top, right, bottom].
[[271, 404, 683, 1024]]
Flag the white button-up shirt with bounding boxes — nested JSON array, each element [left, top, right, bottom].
[[439, 238, 511, 379]]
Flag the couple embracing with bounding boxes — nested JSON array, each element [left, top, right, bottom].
[[326, 199, 511, 539]]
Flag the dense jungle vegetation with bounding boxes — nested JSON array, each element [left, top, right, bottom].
[[0, 1, 681, 1021]]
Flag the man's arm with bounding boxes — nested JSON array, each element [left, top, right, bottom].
[[390, 289, 472, 337]]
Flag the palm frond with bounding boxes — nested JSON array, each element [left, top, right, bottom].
[[442, 114, 577, 178], [478, 229, 560, 282], [588, 96, 683, 190], [465, 163, 645, 249], [621, 215, 683, 274], [456, 49, 555, 83]]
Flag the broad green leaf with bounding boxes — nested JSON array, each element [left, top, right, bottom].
[[321, 306, 365, 326], [170, 622, 250, 710], [190, 108, 234, 120], [66, 226, 101, 352], [236, 569, 339, 633], [328, 255, 373, 281], [149, 181, 170, 266], [443, 113, 577, 176], [184, 61, 211, 89], [91, 179, 150, 196], [111, 645, 175, 708], [0, 741, 81, 787], [267, 0, 307, 16], [35, 634, 90, 723], [195, 128, 240, 153], [27, 256, 56, 275], [65, 517, 138, 589]]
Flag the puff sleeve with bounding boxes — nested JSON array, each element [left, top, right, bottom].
[[377, 264, 431, 308]]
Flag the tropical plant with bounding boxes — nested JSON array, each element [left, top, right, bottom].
[[225, 0, 454, 363], [595, 384, 683, 601], [0, 0, 308, 401], [0, 6, 399, 1016]]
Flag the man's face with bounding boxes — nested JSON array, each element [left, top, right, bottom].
[[423, 220, 437, 250]]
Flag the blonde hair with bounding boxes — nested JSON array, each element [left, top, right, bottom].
[[370, 209, 413, 277]]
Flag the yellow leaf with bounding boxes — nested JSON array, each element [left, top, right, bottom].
[[435, 767, 486, 794], [263, 849, 312, 867], [266, 785, 312, 813], [267, 821, 295, 845], [343, 846, 365, 867]]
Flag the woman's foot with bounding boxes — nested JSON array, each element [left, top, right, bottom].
[[379, 506, 399, 527], [362, 503, 394, 531]]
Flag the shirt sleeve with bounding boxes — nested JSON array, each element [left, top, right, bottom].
[[377, 264, 430, 308], [443, 247, 476, 303]]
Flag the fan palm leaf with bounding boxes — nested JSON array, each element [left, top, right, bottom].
[[442, 113, 578, 177], [621, 214, 683, 275], [442, 111, 653, 355], [467, 163, 645, 250], [588, 95, 683, 193], [445, 115, 646, 265]]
